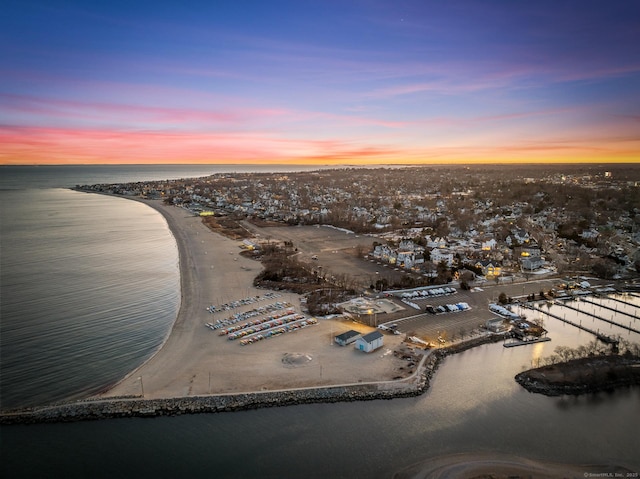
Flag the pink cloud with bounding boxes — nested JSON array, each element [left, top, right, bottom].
[[0, 125, 400, 164], [0, 94, 290, 128], [1, 93, 414, 135], [1, 124, 637, 166], [364, 59, 640, 99]]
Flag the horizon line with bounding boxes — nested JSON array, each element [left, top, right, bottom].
[[2, 160, 639, 167]]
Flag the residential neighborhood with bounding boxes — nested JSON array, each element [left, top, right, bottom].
[[79, 164, 640, 283]]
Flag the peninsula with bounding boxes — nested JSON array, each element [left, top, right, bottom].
[[515, 354, 640, 396]]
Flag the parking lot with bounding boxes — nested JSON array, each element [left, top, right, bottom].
[[374, 288, 495, 344], [242, 222, 569, 345]]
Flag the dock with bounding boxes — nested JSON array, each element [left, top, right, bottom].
[[554, 299, 640, 334], [503, 336, 551, 348], [527, 304, 619, 345], [593, 294, 640, 313], [580, 297, 639, 321]]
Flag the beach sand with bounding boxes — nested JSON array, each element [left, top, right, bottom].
[[102, 200, 407, 399], [393, 452, 633, 479]]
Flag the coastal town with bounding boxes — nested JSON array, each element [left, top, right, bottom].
[[79, 164, 639, 356], [80, 164, 640, 283], [5, 1, 640, 476], [4, 164, 639, 424]]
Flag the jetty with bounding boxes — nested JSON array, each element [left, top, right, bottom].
[[554, 299, 640, 334], [526, 304, 619, 345], [503, 336, 551, 348]]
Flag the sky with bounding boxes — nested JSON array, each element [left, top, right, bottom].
[[1, 0, 639, 165]]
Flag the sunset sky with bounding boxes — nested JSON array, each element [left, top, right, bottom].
[[1, 0, 639, 165]]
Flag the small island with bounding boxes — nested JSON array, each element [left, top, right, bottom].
[[515, 354, 640, 396]]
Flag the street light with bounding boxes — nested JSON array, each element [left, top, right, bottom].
[[138, 376, 144, 398]]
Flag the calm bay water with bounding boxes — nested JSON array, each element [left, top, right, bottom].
[[1, 164, 324, 408], [1, 188, 180, 408], [1, 165, 639, 478]]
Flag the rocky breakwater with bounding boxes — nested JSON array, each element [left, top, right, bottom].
[[439, 332, 506, 356], [0, 336, 502, 426], [1, 355, 443, 425], [515, 354, 640, 396]]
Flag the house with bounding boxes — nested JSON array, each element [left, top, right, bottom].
[[431, 248, 454, 267], [425, 235, 447, 248], [481, 239, 497, 250], [398, 239, 416, 251], [511, 229, 530, 245], [334, 330, 361, 346], [521, 255, 544, 271], [520, 246, 540, 258], [397, 251, 416, 269], [354, 330, 384, 352], [580, 229, 599, 240], [372, 244, 396, 264], [474, 259, 502, 278], [486, 318, 508, 332]]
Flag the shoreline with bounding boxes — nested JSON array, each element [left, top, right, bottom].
[[515, 355, 640, 396], [54, 192, 189, 396], [0, 354, 438, 424], [0, 335, 517, 424], [3, 192, 635, 424], [93, 196, 276, 399], [2, 193, 442, 423], [93, 196, 187, 394], [65, 194, 422, 400]]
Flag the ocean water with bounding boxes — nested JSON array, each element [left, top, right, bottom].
[[0, 164, 331, 409], [0, 188, 180, 409], [1, 165, 639, 478], [0, 164, 330, 190]]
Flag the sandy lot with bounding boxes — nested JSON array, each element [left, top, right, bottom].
[[242, 221, 407, 288], [102, 201, 408, 400]]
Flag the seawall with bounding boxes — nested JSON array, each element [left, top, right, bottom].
[[1, 334, 507, 425], [0, 351, 443, 425]]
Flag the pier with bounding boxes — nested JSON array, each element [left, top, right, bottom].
[[580, 297, 639, 321], [554, 299, 640, 335], [595, 294, 640, 312], [503, 336, 551, 348], [527, 304, 619, 345]]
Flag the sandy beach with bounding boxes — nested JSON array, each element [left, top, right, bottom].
[[393, 452, 633, 479], [102, 200, 407, 400]]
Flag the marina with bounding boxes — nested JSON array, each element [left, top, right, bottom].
[[526, 304, 619, 345], [581, 296, 639, 320], [553, 299, 640, 334]]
